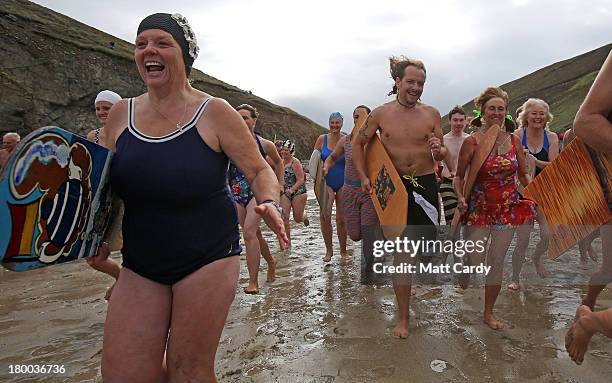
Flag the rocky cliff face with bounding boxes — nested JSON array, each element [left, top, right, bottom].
[[0, 0, 325, 158]]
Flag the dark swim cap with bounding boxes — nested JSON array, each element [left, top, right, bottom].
[[137, 13, 199, 76]]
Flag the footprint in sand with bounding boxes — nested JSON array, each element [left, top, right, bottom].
[[257, 318, 281, 336], [239, 344, 267, 360], [303, 330, 325, 343], [371, 366, 395, 378], [430, 359, 448, 373]]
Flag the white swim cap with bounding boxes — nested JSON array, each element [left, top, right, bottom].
[[94, 90, 122, 106]]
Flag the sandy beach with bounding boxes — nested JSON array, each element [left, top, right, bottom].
[[1, 186, 611, 382]]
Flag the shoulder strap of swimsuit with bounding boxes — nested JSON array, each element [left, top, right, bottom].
[[543, 130, 549, 151], [94, 128, 100, 144], [127, 98, 134, 129], [521, 129, 528, 148], [254, 134, 266, 158]]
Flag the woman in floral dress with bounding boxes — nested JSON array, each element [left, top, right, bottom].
[[454, 87, 536, 329]]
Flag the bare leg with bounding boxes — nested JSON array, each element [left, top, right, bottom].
[[243, 198, 262, 294], [582, 224, 612, 310], [291, 193, 308, 223], [458, 226, 488, 289], [392, 252, 412, 338], [256, 229, 275, 283], [484, 229, 515, 329], [579, 238, 590, 266], [335, 187, 348, 257], [102, 268, 172, 383], [280, 195, 292, 247], [320, 186, 334, 262], [581, 229, 600, 263], [532, 207, 549, 277], [509, 221, 533, 290], [166, 257, 239, 382]]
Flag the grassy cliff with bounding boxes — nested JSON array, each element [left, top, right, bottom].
[[442, 43, 611, 133]]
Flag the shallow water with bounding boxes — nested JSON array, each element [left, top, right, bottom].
[[1, 185, 611, 382]]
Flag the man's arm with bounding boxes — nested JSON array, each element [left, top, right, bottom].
[[573, 50, 612, 152], [428, 107, 447, 161]]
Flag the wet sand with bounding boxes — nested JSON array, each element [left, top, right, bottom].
[[1, 187, 611, 382]]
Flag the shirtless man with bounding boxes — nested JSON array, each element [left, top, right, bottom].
[[352, 56, 447, 338], [0, 132, 20, 172], [566, 49, 612, 365], [439, 106, 469, 223]]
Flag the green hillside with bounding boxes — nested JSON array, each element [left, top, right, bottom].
[[443, 43, 611, 134]]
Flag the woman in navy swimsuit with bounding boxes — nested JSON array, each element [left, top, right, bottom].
[[509, 98, 558, 290], [91, 13, 287, 382]]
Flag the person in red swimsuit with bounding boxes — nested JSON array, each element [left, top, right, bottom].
[[454, 87, 536, 330]]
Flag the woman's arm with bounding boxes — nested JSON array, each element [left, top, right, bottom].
[[314, 135, 324, 151], [102, 100, 129, 152], [453, 137, 474, 213], [211, 100, 279, 203], [207, 98, 288, 247], [514, 133, 532, 187], [88, 100, 128, 277]]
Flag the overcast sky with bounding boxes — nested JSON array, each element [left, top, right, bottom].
[[33, 0, 612, 130]]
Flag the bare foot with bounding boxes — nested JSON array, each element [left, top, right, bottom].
[[392, 319, 409, 339], [244, 282, 259, 294], [484, 314, 511, 330], [266, 259, 276, 283], [565, 305, 595, 365], [582, 298, 596, 312], [507, 281, 520, 291], [340, 250, 350, 258], [534, 258, 548, 278], [323, 250, 333, 263]]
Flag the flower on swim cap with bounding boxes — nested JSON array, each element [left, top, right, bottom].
[[329, 112, 343, 122], [137, 13, 199, 75], [282, 140, 295, 154], [94, 90, 122, 106]]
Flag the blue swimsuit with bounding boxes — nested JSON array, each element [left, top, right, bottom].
[[320, 134, 345, 192], [110, 98, 241, 285]]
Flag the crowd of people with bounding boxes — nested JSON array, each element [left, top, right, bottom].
[[1, 12, 610, 382]]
